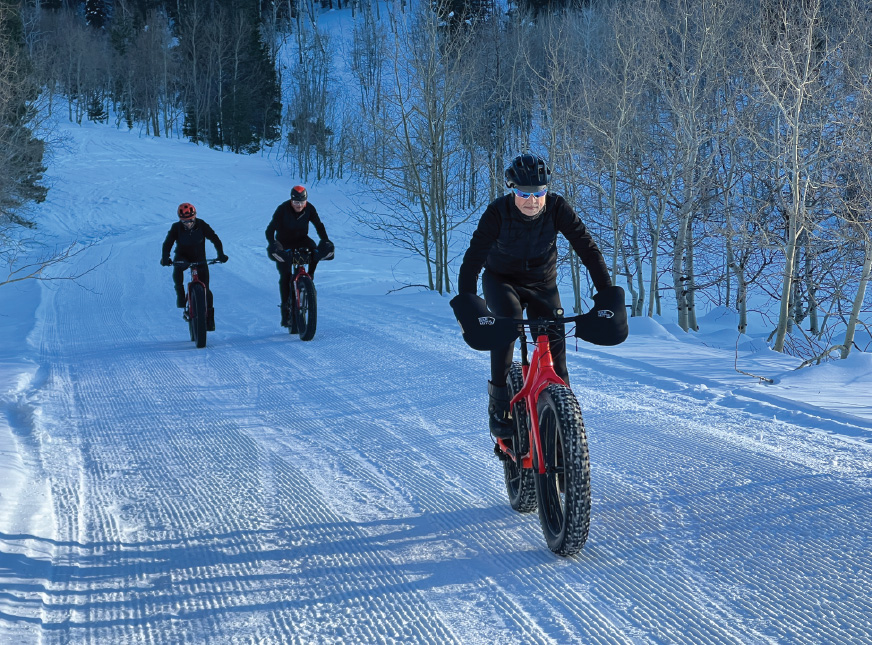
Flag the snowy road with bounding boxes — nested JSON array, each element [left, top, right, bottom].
[[2, 124, 872, 644]]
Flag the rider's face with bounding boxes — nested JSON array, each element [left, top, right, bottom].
[[182, 218, 196, 229], [513, 191, 546, 217], [291, 200, 306, 212]]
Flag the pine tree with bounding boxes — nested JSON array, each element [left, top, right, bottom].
[[85, 0, 108, 29], [0, 3, 47, 229], [177, 0, 280, 151]]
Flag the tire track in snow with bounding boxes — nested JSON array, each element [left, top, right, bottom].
[[568, 371, 872, 644], [21, 257, 465, 643], [30, 265, 872, 643]]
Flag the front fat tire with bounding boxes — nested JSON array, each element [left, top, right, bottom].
[[285, 298, 297, 335], [191, 283, 208, 349], [503, 362, 537, 513], [534, 384, 591, 556], [187, 297, 195, 342], [296, 276, 317, 341]]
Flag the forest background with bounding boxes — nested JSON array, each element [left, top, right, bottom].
[[3, 0, 872, 366]]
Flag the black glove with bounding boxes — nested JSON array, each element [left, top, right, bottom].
[[317, 238, 335, 261], [218, 253, 229, 263], [449, 293, 521, 352], [268, 241, 284, 262], [575, 286, 628, 346], [160, 257, 172, 267]]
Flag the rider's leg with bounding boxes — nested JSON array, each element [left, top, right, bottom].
[[305, 237, 319, 277], [482, 271, 524, 385], [200, 265, 212, 306], [172, 266, 186, 308], [481, 271, 524, 439], [200, 266, 215, 330], [277, 262, 292, 326]]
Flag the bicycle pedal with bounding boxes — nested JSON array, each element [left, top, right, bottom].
[[493, 442, 510, 461]]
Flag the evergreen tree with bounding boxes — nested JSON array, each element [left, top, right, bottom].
[[513, 0, 590, 16], [223, 0, 281, 151], [0, 3, 47, 230], [177, 0, 280, 151], [85, 0, 108, 28]]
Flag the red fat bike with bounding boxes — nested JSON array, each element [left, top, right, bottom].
[[275, 248, 317, 341], [171, 259, 220, 349], [497, 310, 591, 556]]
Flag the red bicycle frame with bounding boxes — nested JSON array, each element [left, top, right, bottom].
[[174, 260, 211, 320], [502, 330, 569, 475], [189, 263, 206, 290], [291, 263, 309, 311]]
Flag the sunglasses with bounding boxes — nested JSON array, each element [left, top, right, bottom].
[[513, 188, 548, 199], [291, 200, 307, 206]]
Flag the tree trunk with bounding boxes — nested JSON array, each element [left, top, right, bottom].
[[841, 237, 872, 359]]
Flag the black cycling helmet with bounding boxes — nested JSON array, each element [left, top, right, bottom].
[[504, 153, 551, 191], [291, 185, 308, 202]]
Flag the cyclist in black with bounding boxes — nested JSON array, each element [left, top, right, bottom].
[[161, 202, 228, 331], [457, 154, 613, 440], [265, 185, 333, 327]]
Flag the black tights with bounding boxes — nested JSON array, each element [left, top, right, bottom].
[[481, 270, 568, 387]]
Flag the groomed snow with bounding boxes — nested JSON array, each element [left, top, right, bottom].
[[1, 120, 871, 644]]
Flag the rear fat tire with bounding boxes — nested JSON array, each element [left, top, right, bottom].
[[296, 276, 317, 341], [534, 384, 591, 556], [503, 362, 537, 513], [190, 283, 208, 349]]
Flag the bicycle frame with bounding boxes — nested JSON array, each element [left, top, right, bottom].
[[292, 263, 310, 310], [187, 266, 205, 310], [174, 260, 212, 319], [281, 249, 313, 312], [492, 310, 592, 556], [501, 313, 582, 474]]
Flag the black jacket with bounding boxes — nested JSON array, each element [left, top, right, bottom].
[[162, 219, 224, 262], [265, 201, 328, 248], [458, 193, 611, 294]]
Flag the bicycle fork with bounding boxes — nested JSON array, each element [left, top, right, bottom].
[[509, 333, 567, 475]]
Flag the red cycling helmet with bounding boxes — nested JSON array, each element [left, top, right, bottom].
[[177, 202, 197, 220], [290, 185, 308, 202]]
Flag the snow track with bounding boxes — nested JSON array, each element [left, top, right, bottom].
[[2, 124, 871, 643]]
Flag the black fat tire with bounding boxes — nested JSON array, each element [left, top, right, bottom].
[[534, 384, 591, 556], [503, 362, 537, 513], [190, 283, 207, 349], [285, 301, 296, 335], [296, 276, 317, 341], [187, 294, 195, 342]]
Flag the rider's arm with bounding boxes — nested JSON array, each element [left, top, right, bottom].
[[555, 198, 612, 291], [201, 221, 225, 256], [457, 205, 501, 295], [161, 224, 178, 258], [309, 205, 328, 241], [265, 209, 280, 243]]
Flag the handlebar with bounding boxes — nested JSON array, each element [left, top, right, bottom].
[[512, 316, 583, 328], [171, 259, 222, 268], [508, 309, 583, 328], [273, 248, 314, 264]]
